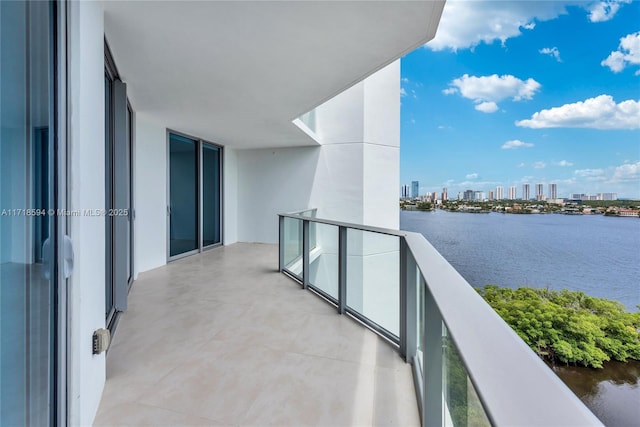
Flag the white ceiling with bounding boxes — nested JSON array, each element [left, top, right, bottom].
[[103, 1, 444, 149]]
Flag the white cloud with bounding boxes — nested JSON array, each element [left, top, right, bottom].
[[574, 168, 606, 181], [601, 31, 640, 73], [517, 162, 526, 168], [533, 161, 547, 169], [502, 139, 534, 149], [539, 47, 562, 62], [588, 0, 631, 22], [516, 95, 640, 130], [475, 102, 499, 113], [466, 173, 479, 180], [554, 160, 574, 167], [427, 1, 633, 51], [609, 161, 640, 182], [427, 1, 575, 51], [445, 74, 541, 111], [401, 77, 410, 83], [400, 87, 407, 97]]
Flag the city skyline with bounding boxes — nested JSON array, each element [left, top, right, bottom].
[[403, 180, 621, 202], [400, 1, 640, 199]]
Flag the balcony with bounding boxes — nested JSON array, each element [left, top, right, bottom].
[[94, 243, 418, 426], [95, 211, 602, 426], [278, 210, 602, 426]]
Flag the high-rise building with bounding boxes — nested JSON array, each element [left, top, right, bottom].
[[522, 183, 530, 200], [474, 191, 485, 201], [508, 186, 517, 200], [495, 186, 504, 200], [411, 181, 419, 199], [488, 190, 494, 201], [548, 183, 557, 200], [401, 185, 410, 199], [535, 183, 545, 201], [442, 187, 448, 201], [598, 193, 617, 200], [463, 189, 474, 201]]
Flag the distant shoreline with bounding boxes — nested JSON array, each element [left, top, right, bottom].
[[400, 202, 640, 218]]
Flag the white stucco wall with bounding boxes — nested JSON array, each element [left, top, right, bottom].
[[223, 147, 238, 245], [235, 60, 400, 244], [134, 114, 167, 274], [67, 1, 106, 425], [362, 61, 400, 229], [236, 147, 319, 243]]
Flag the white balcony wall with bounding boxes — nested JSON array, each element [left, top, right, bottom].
[[236, 146, 319, 243], [236, 60, 400, 244], [313, 59, 400, 230], [223, 147, 239, 245], [134, 113, 167, 274], [67, 1, 106, 425]]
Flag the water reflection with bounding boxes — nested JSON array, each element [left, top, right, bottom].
[[553, 360, 640, 426]]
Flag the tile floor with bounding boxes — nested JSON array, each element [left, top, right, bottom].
[[94, 243, 419, 426]]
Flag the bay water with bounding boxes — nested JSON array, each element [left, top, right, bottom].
[[400, 209, 640, 426]]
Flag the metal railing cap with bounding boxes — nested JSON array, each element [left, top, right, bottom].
[[278, 212, 407, 237]]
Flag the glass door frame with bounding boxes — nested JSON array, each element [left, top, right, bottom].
[[104, 38, 134, 328], [200, 141, 223, 251], [55, 2, 69, 424], [166, 129, 223, 262]]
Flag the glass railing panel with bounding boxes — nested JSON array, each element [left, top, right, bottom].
[[283, 216, 303, 279], [346, 229, 400, 337], [308, 223, 338, 299], [297, 209, 317, 249], [443, 323, 491, 427]]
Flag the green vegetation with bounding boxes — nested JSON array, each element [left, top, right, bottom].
[[582, 200, 640, 209], [445, 335, 491, 427], [438, 199, 640, 215], [416, 201, 433, 211], [478, 286, 640, 368]]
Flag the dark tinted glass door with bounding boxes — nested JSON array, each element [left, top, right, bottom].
[[169, 133, 199, 257], [202, 144, 221, 247]]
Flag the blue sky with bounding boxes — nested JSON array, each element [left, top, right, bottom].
[[400, 0, 640, 199]]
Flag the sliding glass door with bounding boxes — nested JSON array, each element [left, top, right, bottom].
[[169, 134, 199, 257], [1, 1, 62, 424], [168, 132, 221, 260], [105, 41, 133, 326], [202, 144, 221, 247]]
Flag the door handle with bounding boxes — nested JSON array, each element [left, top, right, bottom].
[[41, 235, 74, 280], [63, 235, 74, 279]]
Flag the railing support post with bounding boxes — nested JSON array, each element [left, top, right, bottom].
[[302, 219, 309, 289], [278, 215, 284, 272], [423, 285, 443, 427], [338, 226, 347, 314], [400, 237, 417, 362]]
